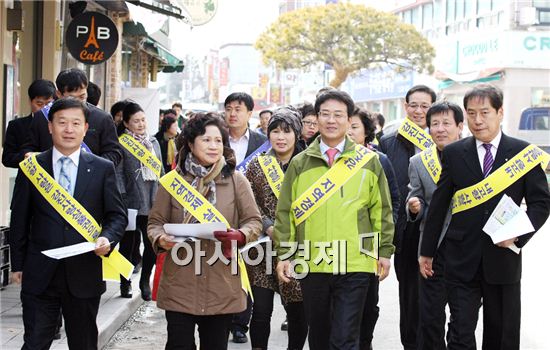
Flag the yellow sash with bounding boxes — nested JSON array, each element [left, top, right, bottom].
[[159, 170, 253, 298], [397, 118, 434, 151], [292, 145, 377, 226], [258, 155, 285, 199], [420, 146, 442, 184], [452, 144, 550, 214], [19, 155, 133, 281], [119, 134, 162, 178]]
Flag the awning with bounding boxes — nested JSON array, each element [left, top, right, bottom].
[[126, 0, 186, 20], [94, 1, 129, 13], [122, 21, 185, 73]]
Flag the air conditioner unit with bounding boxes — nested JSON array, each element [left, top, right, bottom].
[[519, 7, 538, 26]]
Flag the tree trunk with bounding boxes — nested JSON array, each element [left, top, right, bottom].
[[329, 67, 350, 88]]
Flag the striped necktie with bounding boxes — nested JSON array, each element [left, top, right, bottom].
[[482, 143, 494, 178]]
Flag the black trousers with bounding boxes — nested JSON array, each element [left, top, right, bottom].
[[394, 221, 421, 350], [165, 311, 232, 350], [231, 294, 252, 333], [249, 286, 308, 349], [446, 274, 521, 350], [300, 272, 370, 350], [21, 265, 101, 350], [418, 252, 448, 350], [120, 215, 155, 284], [359, 273, 379, 350]]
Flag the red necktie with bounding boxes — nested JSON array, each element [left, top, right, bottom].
[[326, 148, 339, 167]]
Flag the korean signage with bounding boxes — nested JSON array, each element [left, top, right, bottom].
[[65, 12, 118, 65], [350, 66, 413, 102]]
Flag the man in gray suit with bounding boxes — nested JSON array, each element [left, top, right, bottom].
[[406, 101, 463, 350]]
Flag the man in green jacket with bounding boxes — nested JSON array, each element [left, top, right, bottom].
[[274, 90, 395, 350]]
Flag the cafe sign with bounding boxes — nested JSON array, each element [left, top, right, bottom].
[[65, 12, 118, 65]]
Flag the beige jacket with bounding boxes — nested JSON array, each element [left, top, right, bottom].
[[148, 169, 261, 315]]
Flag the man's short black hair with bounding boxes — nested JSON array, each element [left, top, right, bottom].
[[426, 101, 464, 127], [259, 109, 273, 117], [405, 85, 437, 104], [110, 99, 130, 119], [86, 82, 101, 106], [224, 92, 254, 111], [28, 79, 56, 100], [463, 84, 503, 111], [56, 68, 88, 94], [172, 102, 183, 109], [297, 102, 316, 119], [373, 113, 385, 128], [48, 97, 89, 122], [314, 90, 355, 117]]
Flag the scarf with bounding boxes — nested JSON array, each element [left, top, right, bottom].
[[164, 133, 177, 169], [125, 129, 158, 181], [181, 153, 226, 224]]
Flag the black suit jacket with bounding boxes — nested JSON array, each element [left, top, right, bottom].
[[421, 134, 550, 284], [23, 102, 122, 166], [2, 114, 32, 168], [379, 130, 416, 249], [9, 149, 127, 298], [245, 128, 268, 159]]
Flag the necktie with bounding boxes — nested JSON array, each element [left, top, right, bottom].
[[58, 156, 72, 194], [326, 148, 339, 167], [482, 143, 494, 178]]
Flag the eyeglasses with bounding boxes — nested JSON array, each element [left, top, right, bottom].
[[318, 111, 347, 120], [407, 103, 431, 111], [303, 120, 318, 127]]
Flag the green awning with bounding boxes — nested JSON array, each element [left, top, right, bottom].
[[122, 22, 184, 73]]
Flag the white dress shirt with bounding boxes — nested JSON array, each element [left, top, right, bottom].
[[229, 129, 250, 165], [475, 131, 502, 172], [53, 147, 80, 196], [319, 138, 346, 163]]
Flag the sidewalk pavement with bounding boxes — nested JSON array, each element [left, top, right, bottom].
[[1, 278, 144, 350]]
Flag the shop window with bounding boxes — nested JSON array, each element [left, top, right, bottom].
[[477, 0, 492, 15], [539, 9, 550, 25], [412, 6, 422, 28], [533, 0, 550, 8], [532, 87, 550, 107], [456, 0, 465, 20], [465, 0, 476, 17], [446, 0, 456, 22], [423, 3, 433, 28]]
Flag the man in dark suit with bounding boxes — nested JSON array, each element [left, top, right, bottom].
[[223, 92, 267, 343], [379, 85, 436, 350], [10, 97, 127, 350], [2, 79, 56, 168], [406, 101, 463, 349], [224, 92, 268, 165], [22, 68, 122, 166], [419, 84, 550, 349]]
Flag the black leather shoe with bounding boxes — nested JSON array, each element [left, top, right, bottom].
[[133, 261, 142, 274], [281, 317, 288, 331], [120, 281, 132, 298], [232, 330, 248, 343], [140, 280, 152, 301]]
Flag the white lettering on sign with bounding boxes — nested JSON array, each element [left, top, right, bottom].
[[97, 27, 110, 40], [76, 26, 88, 37]]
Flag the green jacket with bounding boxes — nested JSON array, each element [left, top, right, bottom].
[[274, 136, 395, 274]]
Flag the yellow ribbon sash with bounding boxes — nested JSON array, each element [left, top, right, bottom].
[[452, 144, 550, 214], [292, 145, 377, 226], [159, 170, 253, 298], [19, 155, 133, 281], [397, 118, 434, 151], [420, 146, 442, 184], [258, 155, 285, 199], [119, 134, 162, 178]]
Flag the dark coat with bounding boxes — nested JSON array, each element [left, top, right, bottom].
[[245, 129, 268, 159], [420, 134, 550, 284], [23, 102, 122, 166], [9, 149, 127, 298], [2, 114, 32, 168]]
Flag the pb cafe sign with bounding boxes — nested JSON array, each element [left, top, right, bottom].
[[65, 12, 118, 65]]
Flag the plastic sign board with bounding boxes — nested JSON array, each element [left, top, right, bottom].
[[65, 12, 119, 65]]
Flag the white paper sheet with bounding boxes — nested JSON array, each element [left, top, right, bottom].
[[163, 223, 227, 240], [42, 242, 96, 259], [483, 194, 535, 254], [240, 235, 271, 253]]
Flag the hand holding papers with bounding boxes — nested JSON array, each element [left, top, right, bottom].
[[483, 194, 535, 254]]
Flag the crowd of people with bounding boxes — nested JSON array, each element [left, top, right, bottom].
[[2, 67, 549, 350]]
